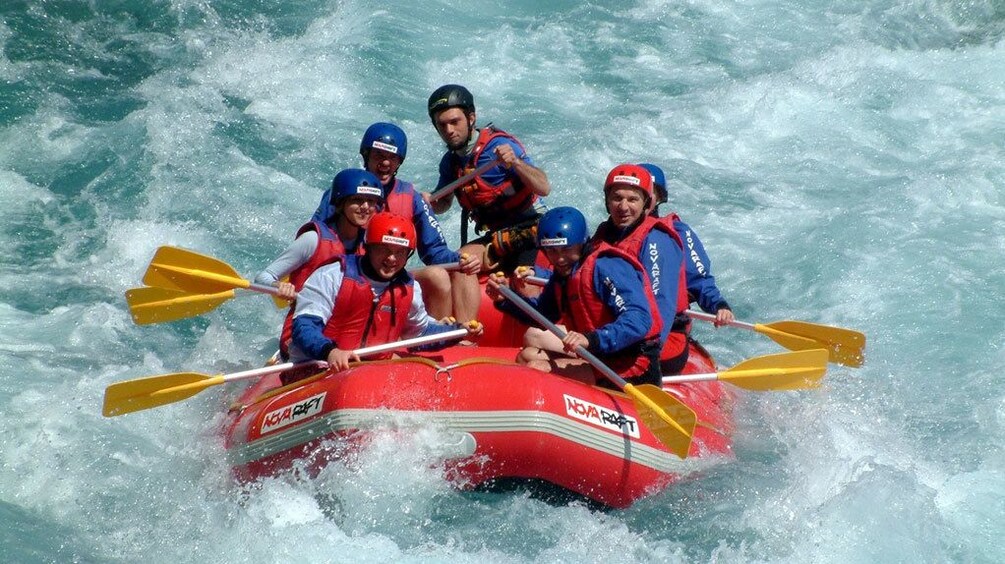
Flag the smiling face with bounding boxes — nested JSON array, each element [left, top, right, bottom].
[[340, 195, 382, 228], [365, 147, 402, 186], [542, 244, 584, 277], [605, 187, 647, 229], [432, 107, 475, 151], [366, 242, 411, 279]]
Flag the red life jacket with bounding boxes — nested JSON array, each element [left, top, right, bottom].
[[279, 221, 362, 358], [453, 126, 537, 229], [321, 254, 413, 356], [595, 215, 691, 364], [561, 242, 663, 379], [384, 178, 415, 220]]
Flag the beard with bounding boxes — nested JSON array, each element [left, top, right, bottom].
[[447, 127, 473, 152]]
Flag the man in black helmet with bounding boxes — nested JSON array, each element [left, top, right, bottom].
[[426, 84, 551, 322]]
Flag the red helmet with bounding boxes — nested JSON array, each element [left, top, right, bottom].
[[365, 212, 416, 250], [604, 164, 654, 202]]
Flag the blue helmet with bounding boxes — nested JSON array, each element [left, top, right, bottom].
[[331, 168, 384, 202], [313, 169, 385, 223], [537, 207, 589, 248], [360, 122, 407, 162], [638, 163, 667, 204]]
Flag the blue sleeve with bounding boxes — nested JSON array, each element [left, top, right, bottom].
[[292, 314, 333, 360], [493, 280, 561, 326], [675, 219, 730, 313], [640, 230, 684, 344], [412, 191, 461, 265], [477, 137, 534, 187], [435, 153, 454, 189], [589, 257, 655, 355], [534, 280, 562, 322], [532, 264, 553, 279]]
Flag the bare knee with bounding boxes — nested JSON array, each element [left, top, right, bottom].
[[517, 346, 554, 373], [414, 267, 452, 318], [415, 266, 451, 293], [523, 327, 563, 350]]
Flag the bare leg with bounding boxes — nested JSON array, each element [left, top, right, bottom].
[[450, 242, 488, 322], [517, 325, 596, 385], [516, 346, 596, 385], [413, 266, 452, 319], [523, 327, 564, 351], [517, 346, 556, 372]]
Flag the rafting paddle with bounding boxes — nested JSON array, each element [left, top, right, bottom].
[[125, 286, 238, 325], [661, 348, 828, 391], [685, 311, 866, 368], [102, 328, 470, 417], [519, 274, 865, 368], [133, 247, 465, 325], [428, 158, 502, 203], [496, 285, 696, 458], [142, 246, 287, 297]]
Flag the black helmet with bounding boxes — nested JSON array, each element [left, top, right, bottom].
[[427, 84, 475, 121]]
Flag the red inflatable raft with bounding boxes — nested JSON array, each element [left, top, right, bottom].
[[221, 285, 735, 509]]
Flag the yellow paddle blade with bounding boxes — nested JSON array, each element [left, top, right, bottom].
[[103, 373, 224, 417], [143, 246, 250, 294], [624, 383, 697, 458], [757, 321, 866, 367], [126, 287, 235, 325], [722, 349, 829, 391]]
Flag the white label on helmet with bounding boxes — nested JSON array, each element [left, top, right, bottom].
[[381, 235, 411, 247], [357, 186, 383, 197], [612, 174, 642, 187], [371, 140, 398, 154], [539, 237, 568, 247]]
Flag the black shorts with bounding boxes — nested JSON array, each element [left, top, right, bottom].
[[592, 341, 663, 390], [470, 232, 539, 271]]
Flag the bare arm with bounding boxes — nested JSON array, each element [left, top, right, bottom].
[[494, 144, 550, 197], [429, 191, 453, 214]]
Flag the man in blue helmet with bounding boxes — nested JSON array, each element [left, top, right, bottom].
[[486, 206, 664, 388], [426, 84, 551, 323], [358, 122, 481, 318], [638, 163, 734, 327]]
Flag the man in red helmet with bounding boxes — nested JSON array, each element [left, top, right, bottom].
[[290, 212, 482, 370], [426, 84, 551, 323], [592, 164, 692, 375]]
